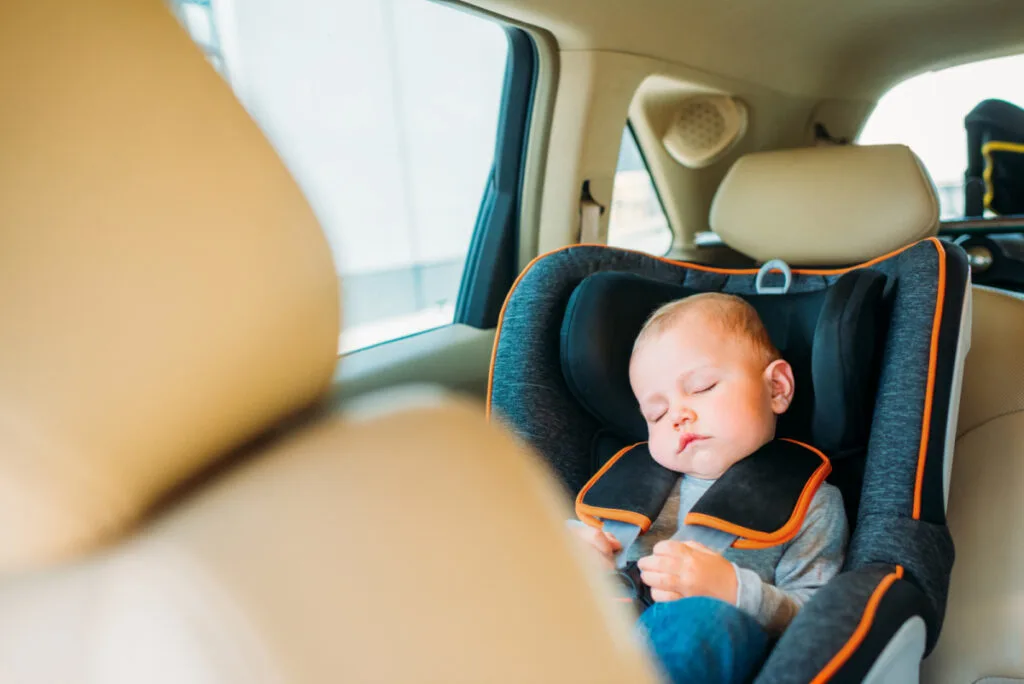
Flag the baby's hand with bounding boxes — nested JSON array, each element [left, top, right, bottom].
[[636, 540, 738, 604], [566, 523, 622, 570]]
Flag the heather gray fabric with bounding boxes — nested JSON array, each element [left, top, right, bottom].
[[859, 250, 947, 522], [754, 564, 900, 683], [848, 514, 954, 646]]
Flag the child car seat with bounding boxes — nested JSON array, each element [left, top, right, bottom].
[[488, 145, 972, 684], [964, 98, 1024, 217]]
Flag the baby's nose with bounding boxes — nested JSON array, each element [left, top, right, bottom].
[[671, 406, 697, 429]]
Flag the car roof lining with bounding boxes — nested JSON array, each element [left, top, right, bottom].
[[461, 0, 1024, 101]]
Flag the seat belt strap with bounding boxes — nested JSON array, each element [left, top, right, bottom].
[[601, 519, 738, 569], [600, 520, 644, 569], [670, 523, 739, 554], [578, 180, 606, 244]]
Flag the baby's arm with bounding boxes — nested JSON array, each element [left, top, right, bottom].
[[733, 484, 849, 635]]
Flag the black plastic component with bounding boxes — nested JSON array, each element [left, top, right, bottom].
[[953, 232, 1024, 290], [615, 561, 654, 613]]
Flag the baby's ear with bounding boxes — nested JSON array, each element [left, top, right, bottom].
[[765, 359, 795, 414]]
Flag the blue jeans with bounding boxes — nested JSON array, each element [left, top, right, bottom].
[[637, 597, 772, 684]]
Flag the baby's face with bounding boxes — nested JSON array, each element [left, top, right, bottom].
[[629, 309, 793, 479]]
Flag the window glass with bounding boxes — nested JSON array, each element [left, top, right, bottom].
[[608, 126, 674, 255], [167, 0, 509, 352], [859, 53, 1024, 220]]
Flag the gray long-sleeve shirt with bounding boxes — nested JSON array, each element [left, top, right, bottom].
[[627, 475, 849, 635]]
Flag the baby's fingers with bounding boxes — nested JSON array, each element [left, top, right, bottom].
[[589, 530, 620, 557], [649, 588, 684, 603], [639, 570, 684, 600], [602, 530, 623, 552], [569, 525, 619, 558]]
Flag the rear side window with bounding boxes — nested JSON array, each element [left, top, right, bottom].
[[168, 0, 512, 352], [860, 53, 1024, 220], [608, 125, 674, 255]]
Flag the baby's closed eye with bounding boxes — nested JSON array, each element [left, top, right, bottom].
[[691, 381, 718, 394]]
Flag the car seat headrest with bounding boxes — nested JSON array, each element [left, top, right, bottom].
[[710, 144, 939, 266], [0, 0, 340, 571], [560, 270, 888, 460]]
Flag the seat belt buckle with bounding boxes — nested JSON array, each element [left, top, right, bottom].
[[614, 561, 654, 613]]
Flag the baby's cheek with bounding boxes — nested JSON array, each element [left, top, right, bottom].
[[648, 433, 672, 463]]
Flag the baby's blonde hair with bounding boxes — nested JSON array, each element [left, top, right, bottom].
[[632, 292, 780, 366]]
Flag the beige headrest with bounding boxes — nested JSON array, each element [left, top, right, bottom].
[[710, 144, 939, 265], [0, 0, 339, 571]]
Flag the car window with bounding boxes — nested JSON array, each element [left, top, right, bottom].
[[859, 53, 1024, 220], [167, 0, 509, 353], [608, 125, 674, 255]]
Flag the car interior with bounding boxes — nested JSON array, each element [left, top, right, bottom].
[[1, 0, 1023, 682]]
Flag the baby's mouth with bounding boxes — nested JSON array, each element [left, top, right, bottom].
[[677, 434, 708, 453]]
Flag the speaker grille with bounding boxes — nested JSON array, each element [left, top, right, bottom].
[[662, 96, 747, 169], [676, 100, 727, 154]]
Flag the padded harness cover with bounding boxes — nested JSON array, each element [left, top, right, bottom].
[[576, 439, 830, 548]]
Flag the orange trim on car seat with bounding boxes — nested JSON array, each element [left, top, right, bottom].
[[683, 439, 831, 549], [574, 442, 653, 532], [810, 566, 905, 684], [487, 238, 947, 525]]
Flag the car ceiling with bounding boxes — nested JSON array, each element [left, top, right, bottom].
[[464, 0, 1024, 100]]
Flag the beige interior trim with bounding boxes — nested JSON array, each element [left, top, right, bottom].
[[534, 49, 825, 255], [463, 0, 1024, 101], [535, 50, 648, 255], [463, 0, 1024, 265], [332, 324, 495, 404], [628, 73, 817, 251], [811, 98, 878, 144]]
